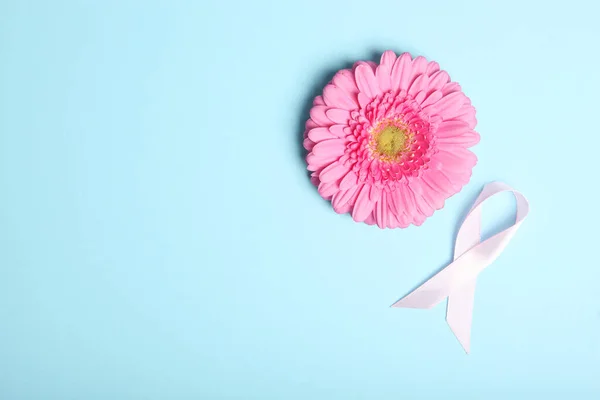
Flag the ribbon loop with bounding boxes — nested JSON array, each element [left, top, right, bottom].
[[392, 182, 529, 353]]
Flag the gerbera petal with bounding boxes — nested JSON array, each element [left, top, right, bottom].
[[391, 52, 412, 91], [380, 50, 397, 69], [453, 105, 477, 129], [332, 69, 359, 99], [412, 212, 427, 226], [429, 70, 450, 91], [306, 154, 338, 172], [422, 169, 454, 195], [423, 91, 466, 118], [337, 183, 359, 206], [442, 82, 461, 96], [313, 95, 325, 106], [312, 139, 345, 158], [420, 90, 443, 107], [323, 84, 358, 110], [319, 161, 349, 183], [309, 105, 332, 126], [358, 92, 371, 108], [362, 211, 375, 225], [408, 74, 428, 98], [375, 193, 387, 229], [332, 192, 353, 214], [376, 64, 392, 92], [409, 181, 435, 216], [433, 148, 477, 172], [339, 169, 358, 190], [355, 64, 380, 99], [308, 127, 338, 142], [305, 118, 319, 130], [398, 184, 417, 216], [325, 108, 351, 124], [408, 56, 427, 86], [352, 184, 375, 222], [369, 184, 382, 202], [436, 130, 480, 147], [310, 171, 319, 187], [303, 137, 315, 151], [318, 181, 339, 199], [332, 189, 349, 213], [328, 125, 347, 138], [435, 120, 471, 137], [425, 61, 440, 76]]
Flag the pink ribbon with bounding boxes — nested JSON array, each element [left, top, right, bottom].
[[392, 182, 529, 353]]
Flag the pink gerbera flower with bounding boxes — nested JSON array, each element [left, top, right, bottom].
[[304, 51, 480, 228]]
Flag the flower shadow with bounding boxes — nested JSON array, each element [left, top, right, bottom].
[[295, 60, 354, 173]]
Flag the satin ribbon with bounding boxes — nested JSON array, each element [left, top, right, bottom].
[[392, 182, 529, 353]]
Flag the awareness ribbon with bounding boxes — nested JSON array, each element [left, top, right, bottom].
[[392, 182, 529, 353]]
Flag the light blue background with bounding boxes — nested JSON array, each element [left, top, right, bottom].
[[1, 0, 599, 398]]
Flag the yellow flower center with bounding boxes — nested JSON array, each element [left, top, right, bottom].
[[375, 125, 408, 157]]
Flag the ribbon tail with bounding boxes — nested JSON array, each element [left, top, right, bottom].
[[391, 270, 454, 309], [446, 279, 477, 354]]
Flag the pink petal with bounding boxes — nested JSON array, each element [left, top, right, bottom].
[[380, 50, 397, 69], [329, 125, 347, 138], [425, 61, 440, 76], [332, 69, 359, 99], [420, 90, 443, 107], [332, 190, 353, 214], [433, 148, 477, 172], [442, 82, 461, 96], [397, 185, 417, 216], [376, 64, 392, 92], [355, 64, 380, 99], [412, 213, 426, 226], [305, 119, 319, 130], [387, 202, 400, 228], [436, 130, 480, 147], [325, 108, 350, 124], [429, 70, 450, 91], [312, 139, 345, 158], [306, 154, 338, 172], [352, 184, 375, 222], [303, 137, 315, 151], [310, 171, 319, 187], [319, 161, 349, 183], [408, 74, 428, 98], [414, 90, 427, 104], [409, 181, 435, 216], [323, 84, 358, 110], [435, 120, 471, 137], [397, 212, 411, 228], [364, 211, 377, 226], [453, 105, 477, 129], [424, 91, 466, 119], [309, 106, 332, 126], [308, 127, 338, 142], [336, 184, 359, 206], [375, 193, 387, 229], [369, 184, 382, 202], [339, 169, 358, 190], [358, 92, 371, 108], [422, 170, 454, 195], [408, 56, 427, 87], [391, 52, 412, 91], [313, 96, 325, 106], [318, 181, 339, 199]]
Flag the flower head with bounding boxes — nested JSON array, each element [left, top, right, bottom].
[[304, 51, 479, 228]]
